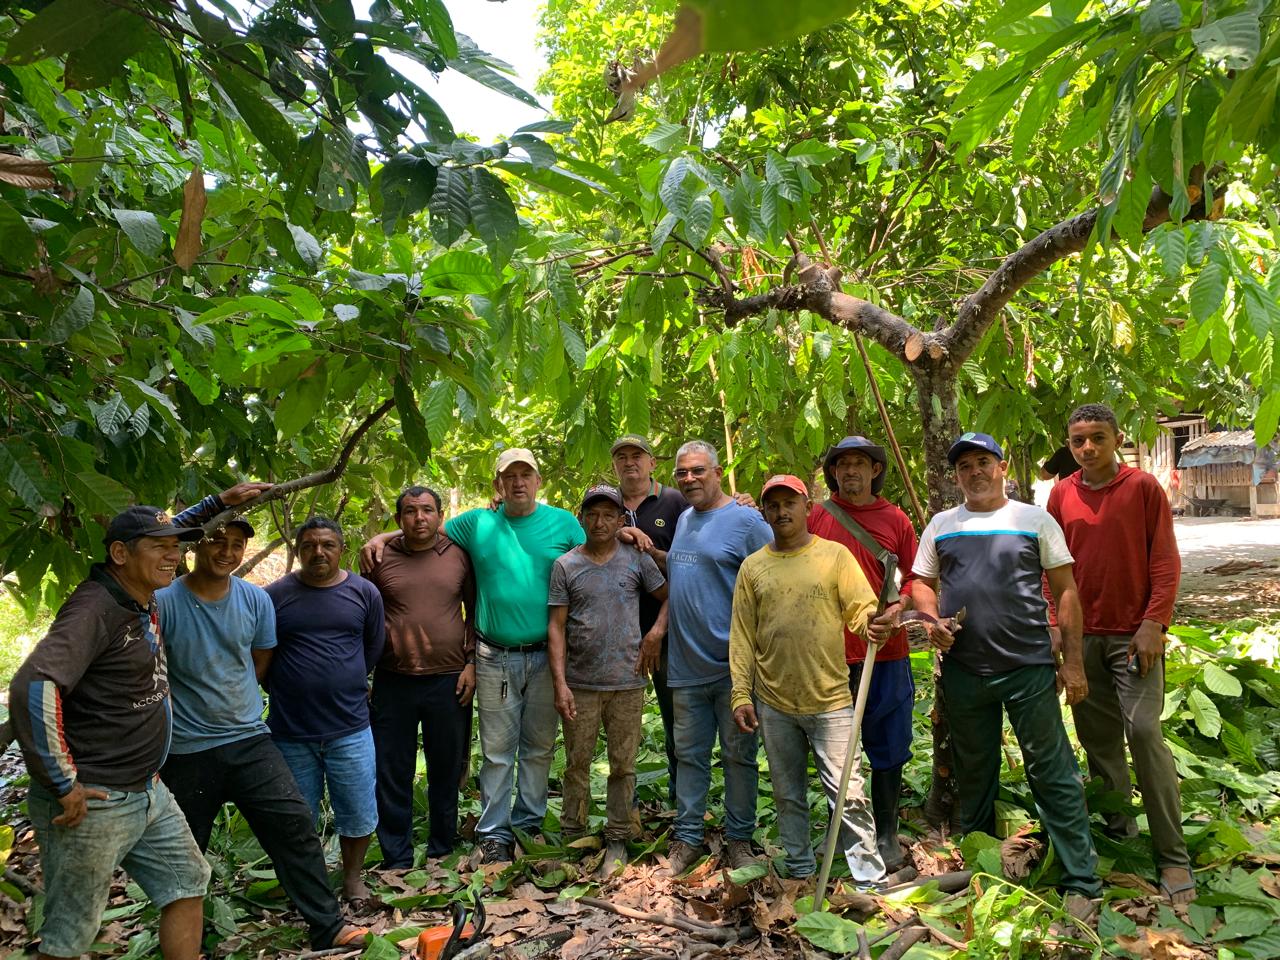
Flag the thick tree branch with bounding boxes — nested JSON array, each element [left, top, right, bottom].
[[201, 398, 395, 535], [943, 171, 1224, 362], [696, 253, 922, 356], [234, 536, 286, 578]]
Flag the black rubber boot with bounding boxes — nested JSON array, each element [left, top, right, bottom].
[[871, 764, 906, 872]]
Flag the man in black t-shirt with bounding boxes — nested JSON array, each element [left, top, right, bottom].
[[611, 434, 688, 805]]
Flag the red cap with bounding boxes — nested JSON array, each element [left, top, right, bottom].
[[760, 474, 810, 500]]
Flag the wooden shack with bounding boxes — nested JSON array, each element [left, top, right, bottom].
[[1176, 430, 1280, 519]]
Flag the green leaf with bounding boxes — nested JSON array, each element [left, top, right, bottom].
[[46, 285, 95, 344], [0, 198, 37, 266], [170, 351, 220, 405], [63, 7, 151, 89], [560, 321, 586, 369], [508, 134, 556, 170], [111, 209, 165, 257], [360, 934, 401, 960], [727, 862, 767, 884], [794, 911, 865, 952], [428, 166, 472, 247], [447, 45, 539, 108], [1139, 0, 1181, 35], [416, 0, 458, 60], [66, 470, 133, 519], [423, 380, 454, 445], [1220, 720, 1261, 772], [1239, 929, 1280, 960], [91, 394, 131, 435], [1189, 262, 1227, 323], [274, 361, 328, 441], [786, 139, 841, 165], [1152, 227, 1187, 279], [468, 167, 519, 268], [1256, 390, 1280, 446], [514, 119, 577, 135], [421, 250, 501, 295], [211, 65, 299, 170], [765, 151, 803, 202], [982, 0, 1049, 33], [379, 153, 439, 229], [689, 334, 718, 371], [688, 0, 861, 54], [1209, 313, 1233, 367], [287, 224, 323, 271], [5, 0, 110, 62], [684, 193, 714, 248], [643, 122, 688, 152], [950, 75, 1031, 161], [651, 212, 678, 254], [0, 441, 57, 513], [1192, 12, 1261, 70], [1202, 662, 1243, 698], [1187, 687, 1222, 738], [393, 375, 432, 464], [660, 156, 695, 218]]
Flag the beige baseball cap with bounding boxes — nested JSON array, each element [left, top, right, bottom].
[[495, 447, 539, 475]]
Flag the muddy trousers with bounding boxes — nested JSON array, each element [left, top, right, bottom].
[[1071, 634, 1190, 871], [941, 662, 1102, 897], [561, 688, 646, 840]]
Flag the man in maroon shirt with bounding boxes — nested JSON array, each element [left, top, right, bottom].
[[365, 486, 477, 866], [1048, 404, 1192, 903], [807, 435, 918, 872]]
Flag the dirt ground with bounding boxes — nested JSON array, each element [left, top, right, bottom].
[[1172, 516, 1280, 621]]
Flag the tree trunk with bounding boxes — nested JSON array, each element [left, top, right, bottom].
[[910, 361, 961, 828]]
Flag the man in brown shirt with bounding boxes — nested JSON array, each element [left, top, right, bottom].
[[365, 485, 476, 864]]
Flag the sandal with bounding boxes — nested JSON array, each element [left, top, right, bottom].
[[1160, 875, 1197, 903], [332, 925, 370, 947]]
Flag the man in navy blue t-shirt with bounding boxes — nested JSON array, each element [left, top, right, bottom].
[[267, 518, 385, 900]]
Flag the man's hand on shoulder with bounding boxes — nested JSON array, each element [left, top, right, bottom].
[[732, 492, 758, 510], [218, 481, 273, 506], [358, 531, 398, 573], [53, 782, 109, 828], [619, 526, 653, 552]]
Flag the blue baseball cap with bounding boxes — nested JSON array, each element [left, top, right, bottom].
[[822, 436, 888, 494], [947, 432, 1005, 465]]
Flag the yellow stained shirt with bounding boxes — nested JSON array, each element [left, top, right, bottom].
[[729, 536, 878, 715]]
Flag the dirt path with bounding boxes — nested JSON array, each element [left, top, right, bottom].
[[1174, 517, 1280, 620]]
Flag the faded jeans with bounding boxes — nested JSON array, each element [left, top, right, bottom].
[[758, 701, 885, 882], [474, 644, 558, 844], [671, 675, 758, 845], [1072, 634, 1190, 870]]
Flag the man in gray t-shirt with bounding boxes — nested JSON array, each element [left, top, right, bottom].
[[549, 485, 667, 879]]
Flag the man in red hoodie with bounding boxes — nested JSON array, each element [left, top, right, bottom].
[[807, 436, 918, 872], [1047, 403, 1193, 903]]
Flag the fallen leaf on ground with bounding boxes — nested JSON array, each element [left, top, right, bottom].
[[1114, 927, 1200, 959]]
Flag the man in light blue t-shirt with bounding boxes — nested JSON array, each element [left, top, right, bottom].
[[159, 510, 366, 951], [663, 440, 772, 876]]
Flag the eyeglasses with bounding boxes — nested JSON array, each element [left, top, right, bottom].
[[673, 467, 710, 480]]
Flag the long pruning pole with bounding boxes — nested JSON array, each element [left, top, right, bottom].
[[813, 554, 901, 912], [853, 332, 928, 529]]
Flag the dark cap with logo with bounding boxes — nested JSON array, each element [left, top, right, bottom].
[[580, 484, 625, 511], [610, 434, 654, 457], [947, 432, 1005, 465], [218, 517, 256, 539], [103, 506, 205, 547]]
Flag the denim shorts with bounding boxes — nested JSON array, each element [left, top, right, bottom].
[[274, 727, 378, 838], [28, 777, 211, 957]]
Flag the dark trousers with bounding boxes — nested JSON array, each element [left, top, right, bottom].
[[941, 661, 1102, 897], [161, 734, 343, 948], [370, 668, 471, 864], [650, 647, 678, 805]]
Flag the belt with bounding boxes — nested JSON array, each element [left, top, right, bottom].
[[477, 633, 546, 654]]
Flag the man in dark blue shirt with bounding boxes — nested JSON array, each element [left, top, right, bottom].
[[267, 518, 385, 900]]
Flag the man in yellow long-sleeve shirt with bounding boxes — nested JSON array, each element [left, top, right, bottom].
[[730, 475, 885, 887]]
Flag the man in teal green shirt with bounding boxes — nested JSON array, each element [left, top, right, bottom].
[[443, 449, 584, 862]]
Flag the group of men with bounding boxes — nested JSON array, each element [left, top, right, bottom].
[[8, 402, 1192, 957]]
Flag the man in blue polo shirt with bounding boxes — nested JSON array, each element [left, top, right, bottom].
[[876, 432, 1101, 919], [663, 440, 772, 876]]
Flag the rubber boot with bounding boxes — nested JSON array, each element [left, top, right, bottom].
[[871, 764, 906, 872]]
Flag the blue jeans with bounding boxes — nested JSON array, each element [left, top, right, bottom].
[[671, 675, 758, 845], [274, 727, 378, 838], [474, 644, 558, 844], [757, 701, 884, 882], [28, 777, 211, 956]]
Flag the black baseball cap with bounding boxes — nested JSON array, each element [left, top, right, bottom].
[[216, 518, 255, 539], [104, 506, 204, 547], [947, 432, 1005, 465], [580, 484, 624, 511]]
